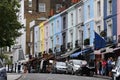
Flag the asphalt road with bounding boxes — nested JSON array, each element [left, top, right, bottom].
[[19, 73, 109, 80]]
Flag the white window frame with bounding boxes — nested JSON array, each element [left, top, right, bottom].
[[97, 25, 101, 34], [97, 1, 101, 17], [71, 13, 73, 26], [28, 0, 32, 7], [107, 0, 112, 15], [79, 8, 82, 22], [87, 5, 90, 19], [39, 3, 46, 12], [86, 24, 90, 38], [106, 19, 113, 37], [57, 20, 59, 28]]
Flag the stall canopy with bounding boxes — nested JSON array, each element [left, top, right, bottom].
[[70, 47, 93, 58]]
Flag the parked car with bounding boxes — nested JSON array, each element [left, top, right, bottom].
[[0, 59, 7, 80], [112, 56, 120, 80], [51, 61, 67, 74], [76, 59, 95, 76], [67, 59, 87, 74]]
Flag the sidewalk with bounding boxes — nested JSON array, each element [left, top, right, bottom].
[[7, 73, 22, 80], [93, 75, 112, 80]]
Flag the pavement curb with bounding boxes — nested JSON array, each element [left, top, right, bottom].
[[15, 74, 23, 80], [93, 75, 112, 80]]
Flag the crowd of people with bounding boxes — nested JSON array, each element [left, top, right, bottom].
[[95, 57, 115, 77]]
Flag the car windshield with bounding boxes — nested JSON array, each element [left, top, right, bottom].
[[56, 62, 66, 66], [72, 60, 82, 65]]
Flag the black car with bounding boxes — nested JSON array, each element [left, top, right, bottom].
[[75, 60, 95, 77]]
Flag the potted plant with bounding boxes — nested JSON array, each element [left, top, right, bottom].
[[100, 30, 106, 37], [84, 38, 90, 45]]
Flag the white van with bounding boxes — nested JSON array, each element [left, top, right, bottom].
[[112, 56, 120, 80]]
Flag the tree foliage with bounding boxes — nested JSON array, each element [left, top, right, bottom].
[[0, 0, 23, 47]]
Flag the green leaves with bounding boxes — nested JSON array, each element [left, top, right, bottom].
[[0, 0, 23, 47]]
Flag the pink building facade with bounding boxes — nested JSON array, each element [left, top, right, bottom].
[[117, 0, 120, 42]]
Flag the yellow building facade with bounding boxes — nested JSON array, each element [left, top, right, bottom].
[[39, 22, 45, 54]]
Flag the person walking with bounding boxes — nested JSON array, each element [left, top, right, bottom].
[[18, 62, 21, 73], [107, 57, 113, 77], [102, 59, 107, 76]]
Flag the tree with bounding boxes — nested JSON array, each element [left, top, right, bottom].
[[0, 0, 23, 48]]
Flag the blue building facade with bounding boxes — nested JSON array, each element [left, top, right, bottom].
[[84, 0, 95, 47], [53, 15, 62, 53], [104, 0, 117, 44]]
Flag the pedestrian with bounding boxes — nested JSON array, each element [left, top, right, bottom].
[[107, 57, 113, 77], [18, 62, 21, 73], [102, 59, 107, 76], [98, 60, 102, 75]]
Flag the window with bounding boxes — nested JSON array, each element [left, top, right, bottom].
[[79, 8, 82, 22], [107, 0, 112, 15], [71, 32, 73, 42], [106, 19, 112, 37], [57, 20, 59, 28], [56, 4, 62, 12], [28, 0, 32, 7], [97, 26, 101, 34], [46, 26, 48, 36], [63, 17, 66, 29], [87, 5, 90, 19], [51, 23, 54, 34], [71, 13, 73, 25], [88, 28, 90, 38], [86, 24, 90, 38], [57, 36, 59, 44], [97, 1, 101, 16], [107, 24, 112, 37], [39, 3, 46, 12]]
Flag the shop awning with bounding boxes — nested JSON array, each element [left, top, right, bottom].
[[70, 51, 82, 58], [70, 47, 93, 58], [113, 47, 120, 52], [94, 32, 106, 50], [60, 47, 81, 58]]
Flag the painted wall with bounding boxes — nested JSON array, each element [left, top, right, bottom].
[[34, 26, 39, 56], [67, 6, 76, 49], [53, 15, 62, 53], [94, 0, 104, 33], [104, 0, 117, 43], [39, 22, 45, 53], [84, 0, 95, 47], [117, 0, 120, 40], [75, 1, 84, 48]]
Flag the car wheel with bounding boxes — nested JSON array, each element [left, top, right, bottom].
[[89, 71, 94, 77], [66, 70, 68, 74], [71, 69, 74, 75], [116, 76, 120, 80]]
